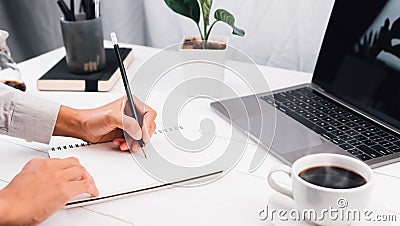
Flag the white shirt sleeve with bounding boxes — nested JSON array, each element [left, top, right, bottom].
[[0, 83, 60, 144]]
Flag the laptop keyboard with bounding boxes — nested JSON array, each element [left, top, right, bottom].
[[260, 87, 400, 161]]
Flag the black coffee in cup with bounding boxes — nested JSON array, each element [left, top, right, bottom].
[[299, 166, 367, 189]]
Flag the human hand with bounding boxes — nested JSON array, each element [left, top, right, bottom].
[[0, 157, 98, 225], [54, 95, 157, 151]]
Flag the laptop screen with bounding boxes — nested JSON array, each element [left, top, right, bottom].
[[313, 0, 400, 130]]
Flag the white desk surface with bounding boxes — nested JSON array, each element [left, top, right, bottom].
[[1, 42, 399, 225]]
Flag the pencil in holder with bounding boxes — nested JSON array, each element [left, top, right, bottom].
[[60, 14, 106, 74]]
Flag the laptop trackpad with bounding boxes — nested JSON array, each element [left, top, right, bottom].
[[272, 111, 324, 153]]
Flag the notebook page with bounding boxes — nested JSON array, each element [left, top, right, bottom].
[[129, 125, 247, 184], [48, 125, 229, 206], [49, 142, 160, 203], [143, 127, 228, 167]]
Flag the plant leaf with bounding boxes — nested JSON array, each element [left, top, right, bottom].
[[214, 9, 245, 36], [200, 0, 213, 26], [164, 0, 200, 24]]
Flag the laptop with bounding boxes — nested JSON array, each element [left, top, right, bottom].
[[211, 0, 400, 168]]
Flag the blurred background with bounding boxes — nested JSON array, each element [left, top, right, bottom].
[[0, 0, 334, 73]]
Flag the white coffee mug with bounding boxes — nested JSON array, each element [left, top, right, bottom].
[[268, 153, 373, 225]]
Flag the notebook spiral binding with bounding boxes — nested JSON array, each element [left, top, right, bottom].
[[51, 143, 91, 152], [50, 125, 184, 151]]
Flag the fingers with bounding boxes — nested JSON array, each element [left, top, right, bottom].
[[134, 96, 156, 143], [62, 165, 92, 182], [54, 157, 82, 169], [121, 96, 143, 118], [122, 135, 139, 151], [120, 142, 129, 151], [28, 158, 99, 199], [113, 122, 156, 151], [142, 113, 157, 142], [112, 138, 132, 152], [120, 96, 133, 117], [150, 122, 156, 138], [127, 141, 140, 151], [68, 179, 99, 197], [122, 115, 142, 140], [112, 95, 157, 151], [119, 95, 156, 136], [112, 138, 125, 147], [62, 163, 98, 197], [142, 121, 156, 143], [114, 139, 139, 152], [119, 137, 140, 152], [26, 157, 82, 171], [132, 96, 157, 121]]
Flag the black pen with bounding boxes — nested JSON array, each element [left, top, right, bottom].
[[110, 32, 147, 158], [85, 0, 91, 20], [70, 0, 76, 21], [57, 0, 72, 21], [90, 0, 95, 19]]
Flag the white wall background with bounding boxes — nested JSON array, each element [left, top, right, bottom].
[[144, 0, 334, 73], [0, 0, 335, 73]]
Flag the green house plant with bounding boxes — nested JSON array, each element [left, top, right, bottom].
[[164, 0, 245, 49]]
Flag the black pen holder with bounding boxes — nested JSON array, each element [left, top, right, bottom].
[[60, 14, 106, 74]]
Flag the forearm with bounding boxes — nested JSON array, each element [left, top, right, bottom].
[[53, 106, 88, 140], [52, 96, 156, 146], [0, 189, 14, 225]]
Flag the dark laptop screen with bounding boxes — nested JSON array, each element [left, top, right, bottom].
[[313, 0, 400, 130]]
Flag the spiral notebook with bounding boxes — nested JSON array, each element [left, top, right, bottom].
[[48, 125, 223, 208]]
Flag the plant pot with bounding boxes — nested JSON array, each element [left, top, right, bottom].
[[179, 36, 228, 98]]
